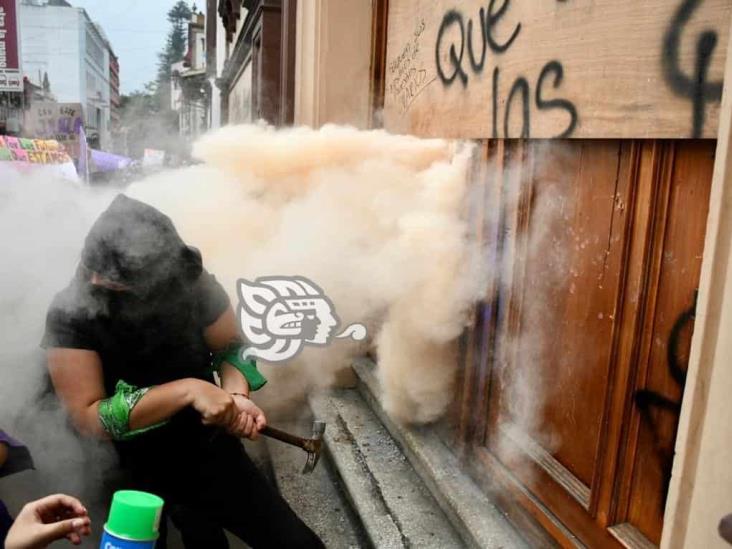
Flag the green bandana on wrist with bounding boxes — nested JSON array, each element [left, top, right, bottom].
[[212, 345, 267, 391], [98, 380, 167, 440]]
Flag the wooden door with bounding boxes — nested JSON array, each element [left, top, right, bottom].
[[454, 139, 715, 547]]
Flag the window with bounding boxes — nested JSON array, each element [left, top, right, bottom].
[[86, 71, 96, 96], [85, 29, 104, 68]]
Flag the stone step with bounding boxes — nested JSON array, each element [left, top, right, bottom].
[[265, 419, 368, 549], [352, 358, 530, 549], [310, 388, 466, 549]]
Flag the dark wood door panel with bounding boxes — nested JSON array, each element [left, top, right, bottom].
[[485, 140, 630, 493], [460, 139, 716, 548], [619, 141, 715, 544], [528, 141, 630, 489]]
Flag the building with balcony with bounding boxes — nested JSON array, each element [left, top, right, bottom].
[[215, 0, 296, 127], [171, 9, 208, 139]]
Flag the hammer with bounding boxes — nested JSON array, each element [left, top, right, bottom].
[[260, 421, 326, 474]]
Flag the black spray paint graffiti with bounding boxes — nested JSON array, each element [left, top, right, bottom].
[[435, 1, 577, 138], [634, 291, 698, 507], [662, 0, 723, 138]]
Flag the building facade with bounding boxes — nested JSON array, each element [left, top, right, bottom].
[[171, 10, 209, 140], [109, 50, 120, 146], [211, 1, 732, 547], [215, 0, 297, 127], [19, 0, 114, 149], [0, 0, 24, 134], [205, 0, 225, 129]]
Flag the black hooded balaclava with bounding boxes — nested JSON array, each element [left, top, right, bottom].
[[66, 195, 214, 390], [81, 194, 202, 299]]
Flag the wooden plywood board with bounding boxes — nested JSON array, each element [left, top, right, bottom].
[[383, 0, 731, 139]]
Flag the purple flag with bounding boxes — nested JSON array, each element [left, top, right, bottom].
[[78, 125, 90, 182], [91, 149, 132, 172]]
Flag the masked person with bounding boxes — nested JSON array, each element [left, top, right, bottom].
[[42, 195, 323, 549]]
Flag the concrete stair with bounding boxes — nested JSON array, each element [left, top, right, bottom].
[[265, 359, 529, 548], [309, 388, 465, 549], [350, 359, 529, 549], [265, 418, 368, 548]]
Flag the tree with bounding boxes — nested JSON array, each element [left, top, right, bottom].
[[117, 1, 195, 159], [119, 82, 180, 159], [156, 1, 193, 108]]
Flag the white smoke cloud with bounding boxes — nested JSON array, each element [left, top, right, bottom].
[[0, 125, 571, 488], [0, 125, 578, 524], [0, 169, 117, 499], [128, 123, 487, 423]]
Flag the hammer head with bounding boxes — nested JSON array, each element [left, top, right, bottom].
[[301, 420, 326, 474]]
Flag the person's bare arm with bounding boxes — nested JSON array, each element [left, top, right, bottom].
[[47, 349, 108, 438], [203, 307, 267, 437], [204, 306, 250, 395], [47, 348, 237, 438]]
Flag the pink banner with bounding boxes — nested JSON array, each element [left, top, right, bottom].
[[0, 136, 72, 164], [10, 148, 27, 162]]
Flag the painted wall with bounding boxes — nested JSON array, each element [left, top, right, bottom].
[[170, 60, 185, 112], [663, 19, 732, 548], [679, 245, 732, 547], [294, 0, 372, 128], [208, 11, 226, 129], [209, 5, 250, 129], [83, 20, 111, 148], [229, 61, 252, 124], [20, 4, 83, 104]]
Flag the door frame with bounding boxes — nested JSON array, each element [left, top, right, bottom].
[[662, 18, 732, 549]]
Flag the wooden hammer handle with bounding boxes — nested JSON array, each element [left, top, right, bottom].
[[260, 425, 308, 449]]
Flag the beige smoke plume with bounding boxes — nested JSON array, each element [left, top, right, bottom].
[[128, 124, 485, 423]]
